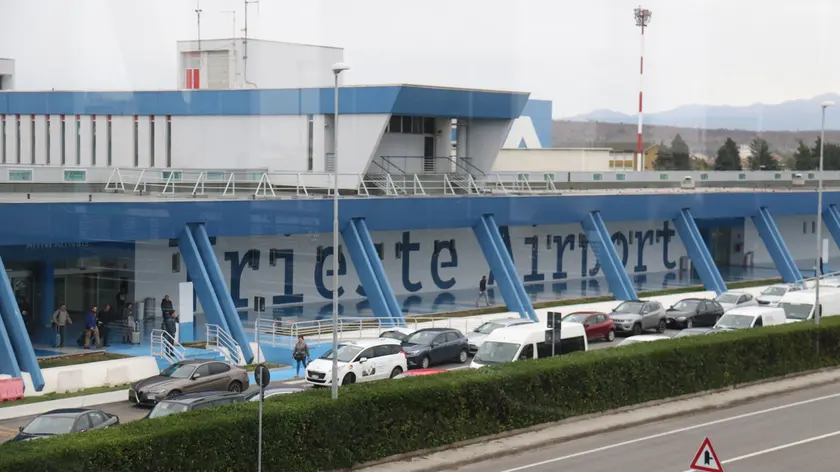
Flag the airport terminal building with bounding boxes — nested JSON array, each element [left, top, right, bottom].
[[0, 39, 836, 392]]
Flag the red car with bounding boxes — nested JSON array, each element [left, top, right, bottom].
[[562, 311, 615, 342], [393, 368, 447, 379]]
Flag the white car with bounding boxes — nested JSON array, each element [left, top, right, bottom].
[[714, 291, 758, 312], [617, 334, 670, 347], [305, 338, 407, 387], [756, 284, 801, 306]]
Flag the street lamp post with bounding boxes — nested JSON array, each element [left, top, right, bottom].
[[815, 100, 834, 325], [330, 62, 350, 400]]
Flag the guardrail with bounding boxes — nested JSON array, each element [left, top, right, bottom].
[[206, 324, 242, 365], [150, 329, 185, 364]]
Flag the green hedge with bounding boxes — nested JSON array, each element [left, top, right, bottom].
[[3, 318, 840, 472]]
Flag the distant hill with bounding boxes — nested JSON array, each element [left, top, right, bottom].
[[552, 120, 840, 157], [566, 94, 840, 132]]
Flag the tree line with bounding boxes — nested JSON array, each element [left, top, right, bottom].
[[652, 134, 840, 171]]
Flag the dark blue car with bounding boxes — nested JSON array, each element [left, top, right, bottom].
[[8, 408, 119, 443]]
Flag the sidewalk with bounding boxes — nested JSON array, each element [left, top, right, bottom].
[[355, 368, 840, 472]]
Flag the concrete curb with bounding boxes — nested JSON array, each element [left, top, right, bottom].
[[351, 366, 840, 472], [0, 390, 129, 421]]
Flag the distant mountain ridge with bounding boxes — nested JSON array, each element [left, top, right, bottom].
[[567, 94, 840, 131]]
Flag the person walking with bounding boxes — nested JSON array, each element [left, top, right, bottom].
[[122, 303, 135, 344], [99, 304, 113, 347], [161, 295, 174, 319], [83, 306, 100, 349], [476, 275, 490, 307], [293, 336, 310, 378], [51, 303, 72, 348]]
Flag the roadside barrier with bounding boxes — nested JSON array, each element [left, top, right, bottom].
[[0, 377, 24, 402]]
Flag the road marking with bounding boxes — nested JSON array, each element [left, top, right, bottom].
[[680, 429, 840, 472], [496, 390, 840, 472]]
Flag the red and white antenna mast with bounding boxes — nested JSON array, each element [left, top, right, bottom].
[[634, 6, 652, 171]]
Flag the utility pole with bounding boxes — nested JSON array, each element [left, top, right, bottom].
[[195, 0, 203, 51], [243, 0, 259, 88], [633, 6, 652, 171]]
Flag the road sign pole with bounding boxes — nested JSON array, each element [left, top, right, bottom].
[[254, 363, 270, 472], [257, 384, 263, 472]]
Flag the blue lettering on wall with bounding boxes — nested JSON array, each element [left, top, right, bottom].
[[523, 235, 545, 282], [397, 232, 422, 292], [224, 249, 260, 309], [488, 226, 513, 286], [633, 230, 654, 273], [656, 221, 677, 270], [314, 245, 346, 299], [611, 232, 629, 267], [431, 239, 458, 290], [579, 233, 601, 278], [269, 249, 303, 305], [551, 235, 575, 280]]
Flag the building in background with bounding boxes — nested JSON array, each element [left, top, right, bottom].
[[0, 58, 14, 90]]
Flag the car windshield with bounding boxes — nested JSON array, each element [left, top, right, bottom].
[[716, 294, 741, 304], [762, 286, 787, 296], [159, 363, 196, 379], [716, 314, 754, 329], [672, 300, 700, 311], [319, 344, 364, 363], [473, 341, 521, 365], [561, 314, 589, 323], [148, 402, 190, 419], [380, 331, 408, 341], [778, 302, 813, 320], [473, 322, 505, 334], [404, 331, 439, 345], [22, 415, 77, 435], [614, 302, 644, 314]]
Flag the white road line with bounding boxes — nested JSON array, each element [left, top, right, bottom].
[[680, 429, 840, 472], [497, 390, 840, 472]]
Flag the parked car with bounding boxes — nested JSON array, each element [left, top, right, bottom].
[[467, 318, 532, 353], [245, 387, 307, 401], [129, 360, 250, 405], [561, 311, 615, 342], [471, 322, 588, 368], [393, 368, 447, 379], [617, 334, 670, 347], [146, 391, 246, 419], [672, 327, 716, 338], [665, 298, 725, 329], [9, 409, 118, 442], [306, 338, 407, 387], [778, 287, 840, 323], [714, 306, 786, 330], [379, 327, 414, 342], [757, 284, 802, 306], [714, 291, 758, 312], [402, 328, 470, 369], [609, 300, 666, 336]]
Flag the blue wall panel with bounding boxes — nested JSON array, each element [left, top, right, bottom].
[[673, 209, 727, 294], [0, 256, 44, 391], [751, 207, 803, 283]]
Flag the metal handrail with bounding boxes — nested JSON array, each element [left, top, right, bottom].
[[151, 329, 186, 364], [206, 324, 242, 364], [253, 317, 387, 346]]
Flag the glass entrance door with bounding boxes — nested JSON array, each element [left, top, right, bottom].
[[710, 228, 732, 266]]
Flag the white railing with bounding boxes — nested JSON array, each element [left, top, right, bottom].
[[205, 324, 242, 365], [151, 329, 186, 364]]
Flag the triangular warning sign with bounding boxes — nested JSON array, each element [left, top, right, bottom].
[[690, 437, 724, 472]]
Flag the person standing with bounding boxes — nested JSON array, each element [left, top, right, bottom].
[[84, 306, 100, 349], [51, 303, 72, 348], [293, 336, 310, 378], [161, 295, 174, 319], [476, 275, 490, 307], [122, 303, 135, 344], [163, 311, 178, 357], [99, 304, 113, 347]]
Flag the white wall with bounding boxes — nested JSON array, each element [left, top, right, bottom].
[[18, 115, 32, 165], [503, 116, 542, 149], [111, 116, 133, 168], [48, 116, 61, 165], [743, 215, 840, 268], [33, 115, 47, 165], [375, 133, 426, 173], [331, 113, 390, 184], [94, 116, 109, 167], [134, 220, 689, 319], [493, 148, 613, 173], [463, 119, 514, 174]]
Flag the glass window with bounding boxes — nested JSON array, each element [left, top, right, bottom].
[[133, 117, 139, 167], [356, 347, 375, 360], [561, 313, 588, 323], [519, 343, 534, 360], [715, 293, 740, 304], [75, 118, 81, 165], [45, 117, 51, 164], [88, 412, 107, 427], [107, 117, 112, 166], [319, 344, 364, 363], [672, 300, 700, 312], [75, 414, 92, 432], [60, 117, 66, 165], [423, 117, 435, 134], [150, 117, 155, 167], [159, 363, 196, 379], [380, 330, 408, 341], [148, 402, 189, 419], [445, 332, 460, 342], [715, 314, 754, 329], [193, 364, 211, 377], [373, 345, 392, 357], [208, 363, 231, 375], [15, 116, 20, 163], [91, 117, 96, 165], [402, 116, 412, 133], [473, 341, 519, 365], [404, 331, 439, 345], [22, 415, 77, 435], [30, 116, 35, 164], [388, 115, 402, 133]]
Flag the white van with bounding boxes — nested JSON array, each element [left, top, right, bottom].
[[777, 287, 840, 323], [713, 306, 786, 330], [470, 322, 587, 369]]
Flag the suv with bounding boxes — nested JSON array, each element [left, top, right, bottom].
[[609, 300, 666, 336], [145, 391, 246, 420], [306, 338, 408, 387], [402, 328, 470, 369]]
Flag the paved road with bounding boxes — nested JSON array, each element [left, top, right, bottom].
[[450, 381, 840, 472]]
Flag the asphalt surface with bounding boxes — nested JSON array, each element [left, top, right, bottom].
[[450, 381, 840, 472]]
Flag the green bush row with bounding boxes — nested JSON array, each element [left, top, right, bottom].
[[3, 318, 840, 472]]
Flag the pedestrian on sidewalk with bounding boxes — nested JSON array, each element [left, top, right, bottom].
[[123, 303, 135, 344], [51, 303, 72, 348], [293, 336, 310, 379], [476, 275, 490, 307], [83, 306, 100, 349]]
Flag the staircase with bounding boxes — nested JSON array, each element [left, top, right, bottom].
[[445, 173, 480, 194]]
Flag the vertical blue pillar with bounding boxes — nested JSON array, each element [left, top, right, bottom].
[[0, 314, 21, 379], [751, 207, 803, 283], [673, 209, 727, 295], [581, 211, 638, 300], [0, 256, 44, 391], [342, 220, 399, 326], [189, 224, 254, 364], [177, 227, 231, 336], [357, 219, 404, 326], [36, 261, 56, 345]]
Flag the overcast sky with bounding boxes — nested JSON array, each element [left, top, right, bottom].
[[1, 0, 838, 117]]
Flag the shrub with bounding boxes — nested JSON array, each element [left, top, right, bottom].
[[2, 318, 839, 471]]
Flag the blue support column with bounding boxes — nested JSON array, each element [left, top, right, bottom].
[[473, 215, 538, 322], [356, 219, 403, 325], [342, 219, 402, 326], [581, 211, 638, 300], [189, 224, 254, 364], [35, 261, 56, 345], [177, 227, 231, 335], [673, 209, 727, 295], [0, 314, 21, 379], [751, 207, 803, 283], [0, 256, 44, 391]]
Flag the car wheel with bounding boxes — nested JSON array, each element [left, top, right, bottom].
[[342, 373, 356, 386], [458, 349, 469, 364], [421, 356, 430, 369], [165, 390, 181, 400], [605, 330, 616, 342], [657, 319, 667, 333], [632, 323, 643, 336], [228, 381, 242, 393], [685, 319, 694, 329], [390, 367, 403, 379]]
